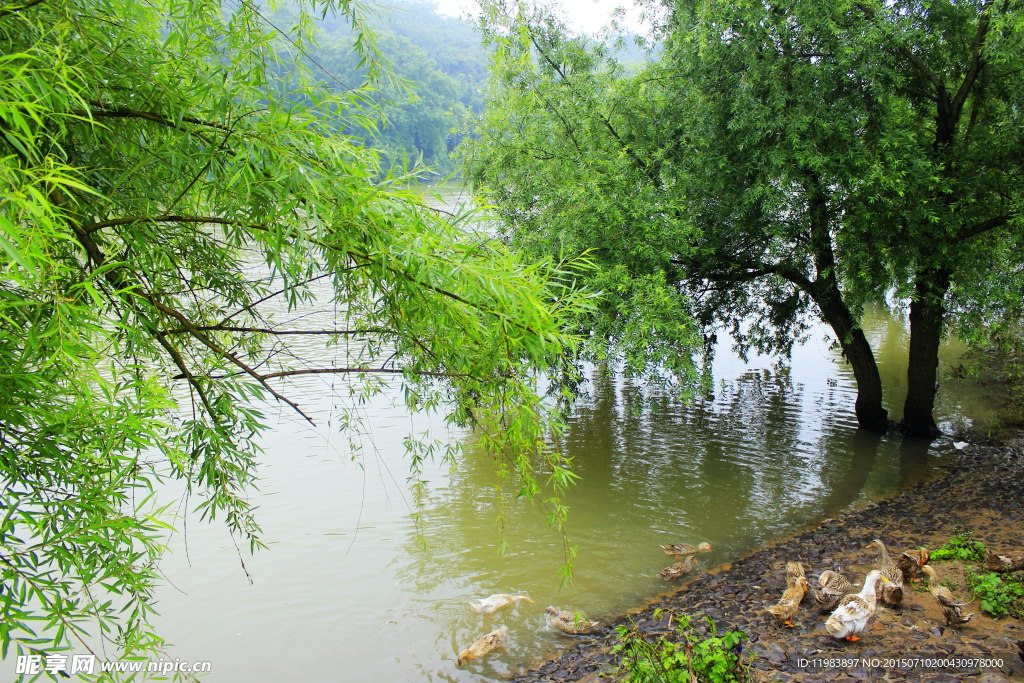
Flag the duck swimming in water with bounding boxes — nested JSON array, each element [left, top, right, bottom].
[[661, 541, 712, 559], [660, 555, 696, 581], [469, 593, 533, 614], [457, 625, 507, 665], [546, 607, 600, 635]]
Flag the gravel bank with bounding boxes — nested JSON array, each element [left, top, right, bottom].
[[513, 438, 1024, 683]]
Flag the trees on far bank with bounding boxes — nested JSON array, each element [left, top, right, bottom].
[[461, 0, 1024, 435]]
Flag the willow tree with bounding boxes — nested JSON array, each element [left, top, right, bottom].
[[463, 0, 1024, 436], [661, 0, 1023, 436], [460, 7, 889, 428], [841, 0, 1024, 436], [458, 11, 709, 404], [0, 0, 589, 669], [676, 0, 1024, 437]]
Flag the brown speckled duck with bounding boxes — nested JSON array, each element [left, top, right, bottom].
[[985, 549, 1024, 574], [869, 539, 904, 606], [814, 570, 854, 612], [921, 565, 973, 627], [457, 625, 507, 665], [661, 542, 712, 559], [785, 561, 806, 588], [768, 576, 809, 628], [896, 547, 930, 582], [660, 555, 696, 581], [546, 607, 600, 635]]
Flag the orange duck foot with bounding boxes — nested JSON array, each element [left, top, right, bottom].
[[846, 635, 861, 642]]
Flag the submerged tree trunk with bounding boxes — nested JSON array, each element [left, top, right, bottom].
[[813, 289, 891, 432], [901, 267, 952, 438], [804, 178, 890, 433]]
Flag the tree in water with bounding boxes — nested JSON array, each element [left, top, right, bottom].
[[461, 0, 1024, 436], [842, 0, 1024, 437]]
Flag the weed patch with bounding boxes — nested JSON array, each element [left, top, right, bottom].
[[930, 530, 986, 562], [966, 570, 1024, 618], [614, 611, 748, 683]]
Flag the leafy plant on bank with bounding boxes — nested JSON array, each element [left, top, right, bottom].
[[0, 0, 594, 677], [930, 530, 986, 563], [966, 570, 1024, 619], [614, 612, 748, 683]]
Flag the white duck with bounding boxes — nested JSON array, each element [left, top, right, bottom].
[[469, 593, 534, 614], [825, 570, 893, 642]]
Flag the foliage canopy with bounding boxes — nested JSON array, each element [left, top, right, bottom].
[[0, 0, 590, 672], [461, 0, 1024, 433]]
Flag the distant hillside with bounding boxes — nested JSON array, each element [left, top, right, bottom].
[[269, 0, 489, 174], [265, 1, 652, 176]]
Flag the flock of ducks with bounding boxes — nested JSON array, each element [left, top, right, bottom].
[[659, 541, 713, 580], [767, 539, 973, 641], [458, 537, 983, 666], [457, 594, 600, 666], [458, 541, 715, 666]]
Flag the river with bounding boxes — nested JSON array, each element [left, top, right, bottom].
[[47, 187, 1008, 681]]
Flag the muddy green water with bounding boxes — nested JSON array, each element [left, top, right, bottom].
[[45, 189, 1005, 682]]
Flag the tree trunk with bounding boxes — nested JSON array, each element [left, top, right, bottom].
[[803, 176, 889, 433], [901, 267, 952, 438], [813, 289, 891, 432]]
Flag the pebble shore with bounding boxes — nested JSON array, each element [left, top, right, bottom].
[[512, 438, 1024, 683]]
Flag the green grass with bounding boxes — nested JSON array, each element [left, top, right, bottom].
[[613, 611, 748, 683]]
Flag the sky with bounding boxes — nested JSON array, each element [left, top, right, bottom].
[[432, 0, 649, 35]]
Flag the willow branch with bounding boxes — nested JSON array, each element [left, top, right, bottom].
[[0, 0, 46, 19], [80, 100, 234, 133], [136, 292, 317, 424], [81, 214, 552, 337], [951, 0, 993, 117], [856, 3, 944, 93], [257, 367, 472, 380], [954, 213, 1013, 242], [161, 325, 393, 336]]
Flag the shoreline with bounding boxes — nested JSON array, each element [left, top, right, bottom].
[[512, 435, 1024, 683]]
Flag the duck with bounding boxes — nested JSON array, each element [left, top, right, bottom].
[[767, 576, 809, 628], [786, 561, 806, 589], [661, 541, 712, 559], [985, 548, 1024, 574], [814, 569, 854, 613], [456, 625, 507, 665], [868, 539, 904, 606], [469, 593, 534, 614], [896, 547, 930, 582], [825, 570, 892, 641], [921, 565, 973, 627], [660, 554, 696, 581], [546, 606, 600, 635]]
